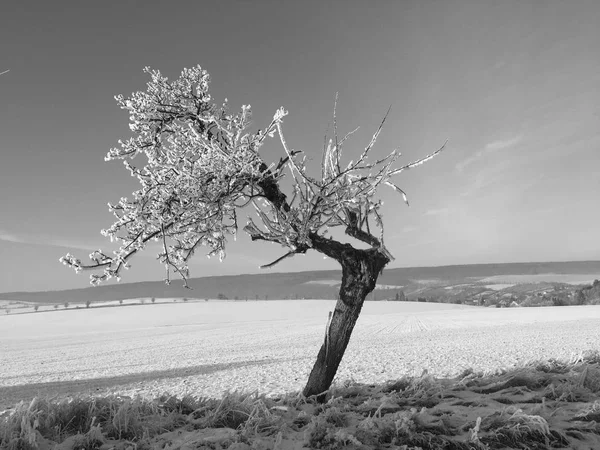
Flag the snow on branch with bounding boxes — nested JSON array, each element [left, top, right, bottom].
[[62, 65, 445, 285]]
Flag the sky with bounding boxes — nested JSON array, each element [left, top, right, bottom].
[[1, 0, 599, 292]]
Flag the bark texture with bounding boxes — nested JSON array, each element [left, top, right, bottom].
[[302, 242, 389, 400], [255, 169, 392, 401]]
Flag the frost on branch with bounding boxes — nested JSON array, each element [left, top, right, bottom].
[[62, 66, 445, 286]]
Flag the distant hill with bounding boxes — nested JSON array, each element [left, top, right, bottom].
[[1, 261, 600, 304]]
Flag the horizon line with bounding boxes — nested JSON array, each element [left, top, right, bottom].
[[2, 258, 599, 296]]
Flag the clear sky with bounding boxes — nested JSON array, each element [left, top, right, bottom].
[[1, 0, 599, 292]]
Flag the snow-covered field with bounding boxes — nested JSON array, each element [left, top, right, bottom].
[[1, 301, 599, 410]]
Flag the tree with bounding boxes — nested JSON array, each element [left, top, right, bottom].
[[34, 305, 40, 312], [575, 289, 586, 306], [60, 66, 445, 399]]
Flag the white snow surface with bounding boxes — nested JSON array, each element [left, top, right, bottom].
[[1, 301, 599, 409]]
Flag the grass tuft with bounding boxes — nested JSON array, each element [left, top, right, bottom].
[[2, 354, 600, 449]]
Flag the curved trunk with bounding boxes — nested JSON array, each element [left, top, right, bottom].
[[249, 176, 392, 400], [302, 248, 388, 400]]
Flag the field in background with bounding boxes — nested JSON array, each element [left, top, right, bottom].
[[480, 273, 599, 285], [2, 260, 600, 307], [2, 301, 600, 449], [2, 301, 600, 412]]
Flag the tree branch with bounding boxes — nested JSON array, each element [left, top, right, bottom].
[[260, 250, 298, 269], [389, 140, 447, 176], [344, 209, 381, 247], [345, 226, 380, 248], [62, 65, 444, 287]]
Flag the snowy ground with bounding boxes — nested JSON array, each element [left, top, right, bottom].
[[1, 300, 599, 410]]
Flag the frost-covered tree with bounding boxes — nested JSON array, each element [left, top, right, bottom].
[[61, 66, 445, 399]]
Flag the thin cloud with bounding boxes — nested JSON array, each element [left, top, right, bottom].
[[530, 206, 559, 215], [456, 135, 522, 172], [459, 170, 499, 197], [401, 239, 437, 249], [518, 174, 545, 192], [0, 230, 26, 243], [424, 207, 450, 216], [459, 162, 541, 198], [0, 229, 100, 250], [48, 237, 103, 251], [486, 136, 522, 151], [387, 225, 418, 239], [458, 161, 510, 197]]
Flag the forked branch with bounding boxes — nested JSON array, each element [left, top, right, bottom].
[[61, 65, 445, 285]]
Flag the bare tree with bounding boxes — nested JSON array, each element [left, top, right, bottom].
[[60, 66, 445, 399]]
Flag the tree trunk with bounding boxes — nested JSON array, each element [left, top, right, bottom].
[[302, 248, 388, 400]]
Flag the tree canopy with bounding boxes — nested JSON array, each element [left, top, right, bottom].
[[61, 65, 445, 286]]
